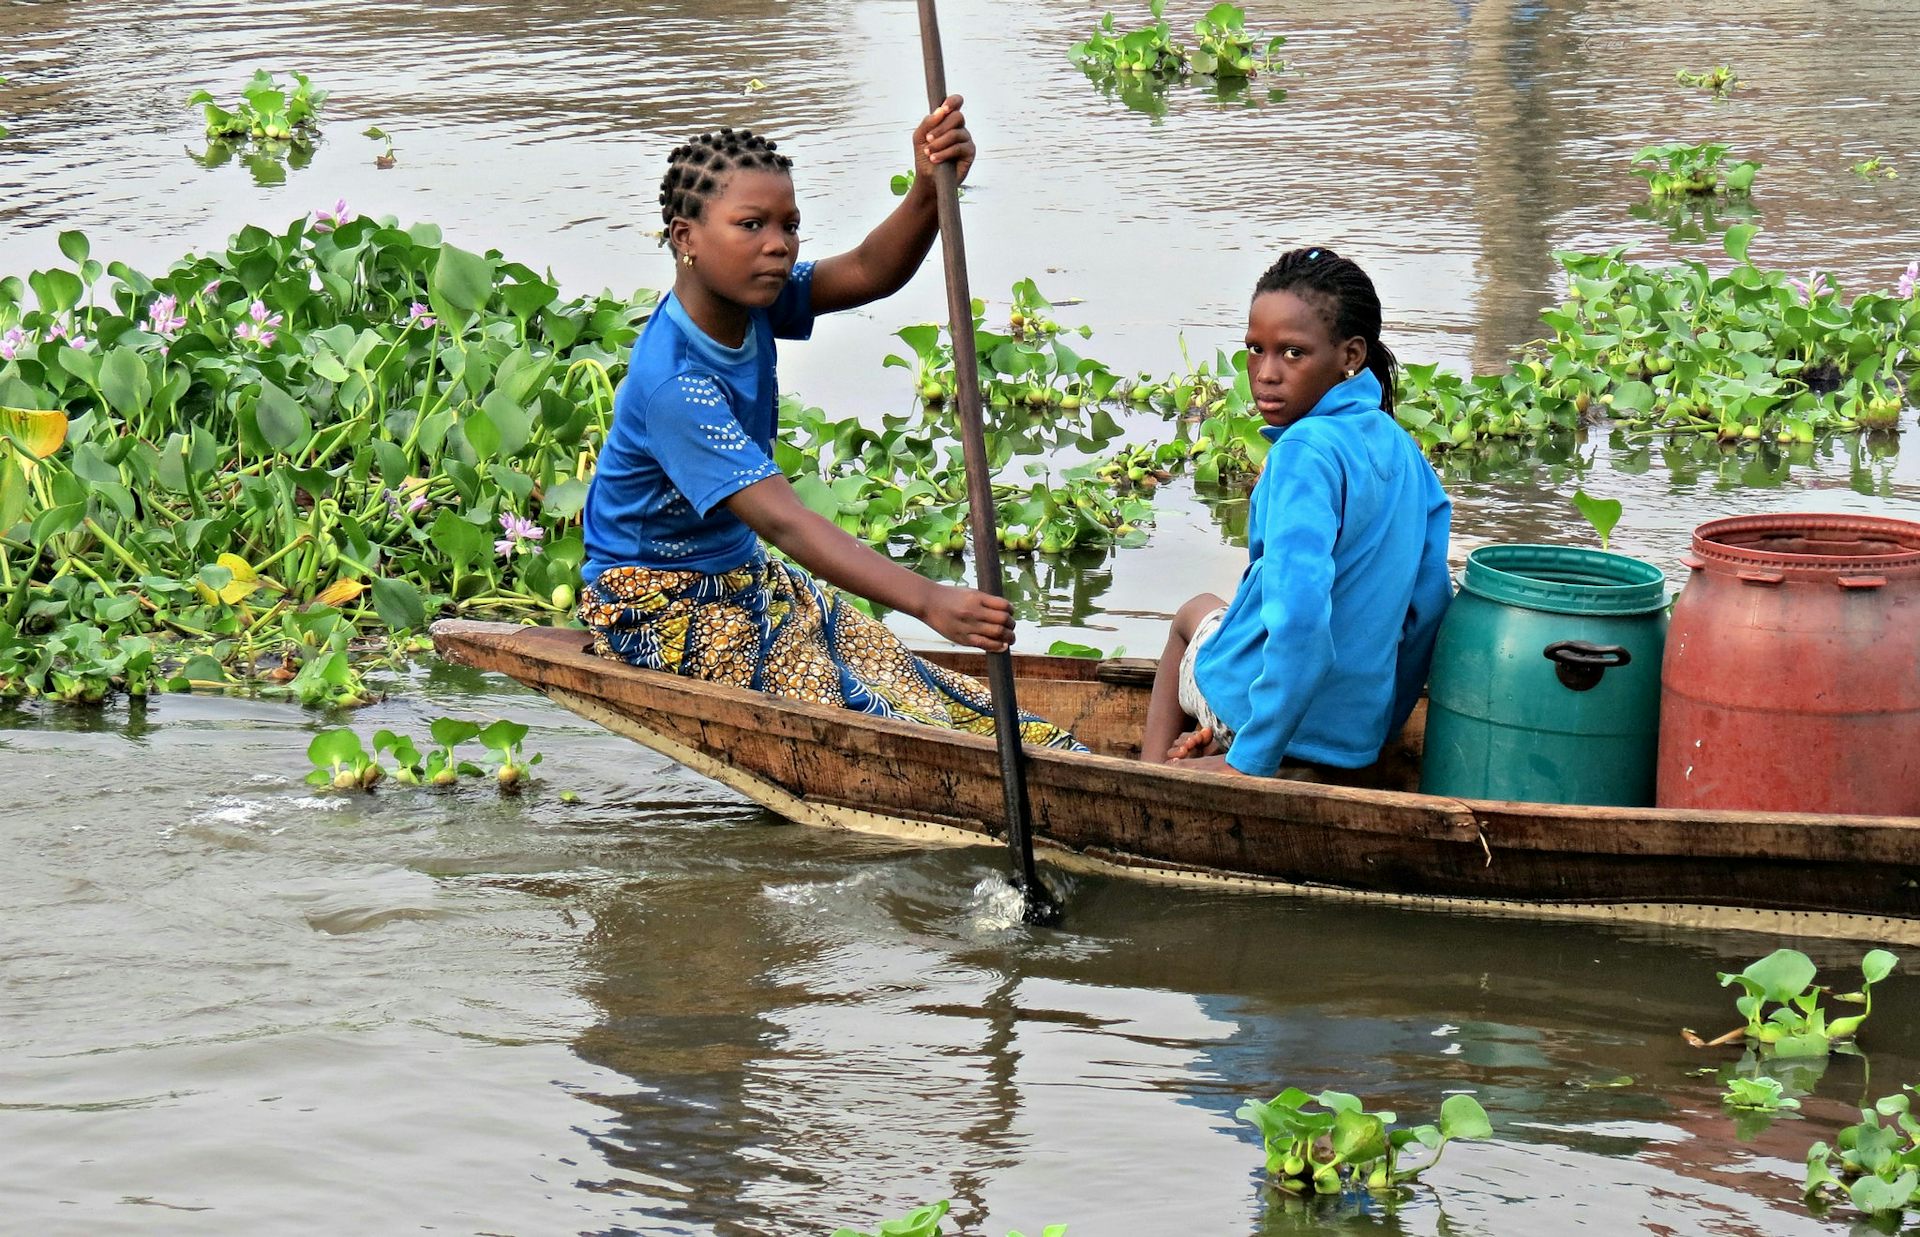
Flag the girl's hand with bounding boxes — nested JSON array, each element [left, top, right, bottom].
[[913, 94, 975, 187], [923, 582, 1013, 652]]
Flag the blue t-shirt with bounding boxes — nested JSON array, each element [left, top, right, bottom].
[[1193, 369, 1453, 775], [583, 261, 817, 580]]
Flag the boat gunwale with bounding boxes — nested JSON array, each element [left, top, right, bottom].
[[430, 619, 1920, 840]]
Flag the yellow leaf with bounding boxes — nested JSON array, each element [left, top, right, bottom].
[[0, 406, 69, 460], [214, 552, 260, 604], [312, 579, 366, 608]]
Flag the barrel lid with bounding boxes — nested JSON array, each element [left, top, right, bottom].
[[1461, 544, 1668, 616]]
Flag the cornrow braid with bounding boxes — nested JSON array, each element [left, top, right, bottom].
[[1253, 246, 1398, 415], [658, 127, 795, 246]]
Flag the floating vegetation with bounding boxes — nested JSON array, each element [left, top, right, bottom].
[[1722, 1074, 1800, 1113], [1393, 228, 1920, 451], [1631, 142, 1760, 199], [1853, 155, 1898, 180], [1674, 65, 1740, 96], [1683, 947, 1897, 1056], [1237, 1088, 1493, 1195], [1806, 1086, 1920, 1217], [306, 716, 541, 792], [186, 71, 328, 184], [831, 1200, 1064, 1237], [364, 125, 398, 169], [189, 70, 326, 143], [0, 210, 646, 704], [1071, 2, 1285, 86]]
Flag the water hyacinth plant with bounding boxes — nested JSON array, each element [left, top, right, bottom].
[[1071, 2, 1285, 84], [1806, 1086, 1920, 1217], [188, 70, 327, 143], [831, 1200, 1064, 1237], [1236, 1088, 1492, 1195], [1631, 142, 1761, 198], [305, 716, 533, 792], [364, 125, 398, 169], [1684, 947, 1898, 1057], [1852, 155, 1898, 180], [1570, 489, 1622, 550], [1722, 1074, 1800, 1113], [0, 211, 644, 703], [1388, 227, 1920, 452], [476, 717, 541, 788], [1675, 65, 1740, 96]]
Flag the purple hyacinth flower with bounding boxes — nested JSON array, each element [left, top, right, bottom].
[[146, 294, 187, 337]]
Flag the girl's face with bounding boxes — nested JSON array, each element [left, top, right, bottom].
[[673, 169, 802, 311], [1244, 290, 1367, 429]]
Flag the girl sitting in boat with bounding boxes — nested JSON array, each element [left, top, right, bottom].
[[579, 103, 1082, 750], [1142, 247, 1453, 776]]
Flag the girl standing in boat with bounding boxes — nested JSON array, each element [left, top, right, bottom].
[[1143, 248, 1453, 776], [579, 103, 1081, 749]]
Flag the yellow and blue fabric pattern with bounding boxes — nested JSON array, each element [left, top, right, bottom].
[[580, 550, 1086, 750]]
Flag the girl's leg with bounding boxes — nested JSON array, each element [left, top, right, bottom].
[[1142, 592, 1228, 764]]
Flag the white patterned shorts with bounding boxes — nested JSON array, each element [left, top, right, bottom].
[[1176, 605, 1235, 750]]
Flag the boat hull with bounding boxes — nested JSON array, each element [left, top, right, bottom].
[[431, 621, 1920, 944]]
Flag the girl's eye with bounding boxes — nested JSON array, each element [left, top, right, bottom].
[[1284, 347, 1305, 360], [740, 219, 762, 232], [785, 222, 801, 236], [1246, 343, 1263, 355]]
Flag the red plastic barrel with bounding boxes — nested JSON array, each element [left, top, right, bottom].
[[1657, 513, 1920, 815]]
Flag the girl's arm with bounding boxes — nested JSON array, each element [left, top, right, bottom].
[[809, 96, 975, 315], [724, 472, 1014, 651]]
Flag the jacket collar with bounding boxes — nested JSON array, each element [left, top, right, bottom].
[[1259, 368, 1384, 442]]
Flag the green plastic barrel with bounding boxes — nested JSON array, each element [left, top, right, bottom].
[[1419, 545, 1668, 806]]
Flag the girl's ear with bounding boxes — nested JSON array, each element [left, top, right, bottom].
[[1343, 336, 1369, 376], [667, 217, 693, 258]]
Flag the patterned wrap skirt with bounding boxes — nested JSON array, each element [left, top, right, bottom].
[[578, 551, 1085, 751]]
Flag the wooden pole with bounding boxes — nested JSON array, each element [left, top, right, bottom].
[[914, 0, 1060, 926]]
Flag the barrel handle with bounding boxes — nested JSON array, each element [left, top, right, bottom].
[[1737, 569, 1785, 586], [1543, 640, 1631, 692], [1682, 553, 1706, 571], [1838, 575, 1887, 590]]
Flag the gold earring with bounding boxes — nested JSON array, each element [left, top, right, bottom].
[[681, 252, 695, 267], [1344, 368, 1356, 378]]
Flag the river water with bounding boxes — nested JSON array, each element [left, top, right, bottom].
[[5, 1, 1920, 1233]]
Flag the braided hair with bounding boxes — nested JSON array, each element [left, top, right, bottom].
[[659, 128, 794, 250], [1253, 246, 1398, 415]]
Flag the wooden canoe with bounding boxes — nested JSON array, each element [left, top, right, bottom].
[[430, 620, 1920, 945]]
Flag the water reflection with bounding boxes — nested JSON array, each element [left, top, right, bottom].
[[1628, 195, 1760, 245], [1461, 0, 1589, 376]]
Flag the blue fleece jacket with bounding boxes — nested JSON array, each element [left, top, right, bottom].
[[1193, 369, 1452, 775]]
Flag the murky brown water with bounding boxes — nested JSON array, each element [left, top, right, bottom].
[[6, 2, 1920, 1233]]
